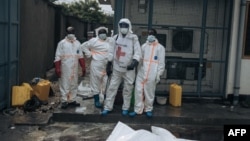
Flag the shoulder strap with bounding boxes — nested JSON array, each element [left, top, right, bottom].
[[115, 34, 119, 41]]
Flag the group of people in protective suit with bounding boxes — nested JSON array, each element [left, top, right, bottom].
[[54, 18, 165, 118]]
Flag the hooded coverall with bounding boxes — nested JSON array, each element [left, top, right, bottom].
[[81, 27, 115, 97], [54, 36, 83, 103], [134, 40, 165, 113], [103, 18, 142, 111]]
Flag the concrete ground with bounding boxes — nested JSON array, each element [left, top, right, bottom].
[[1, 94, 250, 141], [1, 67, 250, 141]]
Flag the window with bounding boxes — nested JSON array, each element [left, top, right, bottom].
[[243, 2, 250, 58]]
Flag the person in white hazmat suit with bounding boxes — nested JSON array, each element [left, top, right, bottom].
[[101, 18, 142, 116], [54, 26, 86, 109], [81, 26, 115, 108], [129, 28, 165, 117]]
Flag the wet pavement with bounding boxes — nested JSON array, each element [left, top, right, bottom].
[[1, 95, 250, 141], [1, 67, 250, 141], [0, 115, 223, 141], [53, 97, 250, 126]]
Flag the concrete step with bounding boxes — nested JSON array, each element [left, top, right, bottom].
[[51, 98, 250, 126]]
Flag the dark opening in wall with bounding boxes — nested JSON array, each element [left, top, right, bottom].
[[243, 2, 250, 58]]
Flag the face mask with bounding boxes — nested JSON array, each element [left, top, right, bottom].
[[120, 28, 128, 34], [147, 35, 156, 43], [67, 34, 75, 40], [98, 33, 107, 40]]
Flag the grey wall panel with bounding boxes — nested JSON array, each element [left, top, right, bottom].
[[0, 0, 19, 110]]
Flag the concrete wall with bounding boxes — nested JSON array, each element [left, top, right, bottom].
[[240, 60, 250, 94], [20, 0, 56, 83]]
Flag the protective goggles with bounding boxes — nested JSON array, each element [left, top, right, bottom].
[[119, 22, 129, 28]]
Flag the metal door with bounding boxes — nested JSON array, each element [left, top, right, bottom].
[[0, 0, 19, 110]]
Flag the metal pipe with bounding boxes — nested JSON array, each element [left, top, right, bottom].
[[223, 0, 234, 98], [197, 0, 208, 97], [7, 0, 11, 108], [147, 0, 153, 30], [233, 0, 246, 105], [113, 0, 124, 34]]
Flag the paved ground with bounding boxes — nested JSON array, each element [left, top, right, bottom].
[[1, 95, 250, 141], [0, 115, 223, 141], [0, 118, 115, 141], [1, 67, 250, 141]]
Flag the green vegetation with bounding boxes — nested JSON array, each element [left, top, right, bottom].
[[60, 1, 112, 24]]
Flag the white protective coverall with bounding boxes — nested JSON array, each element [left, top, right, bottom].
[[81, 27, 115, 96], [134, 40, 165, 113], [54, 36, 83, 103], [103, 18, 142, 111]]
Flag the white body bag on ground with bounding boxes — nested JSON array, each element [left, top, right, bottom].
[[77, 79, 105, 103], [77, 80, 92, 98], [106, 121, 197, 141]]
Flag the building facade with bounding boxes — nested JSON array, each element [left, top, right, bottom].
[[111, 0, 250, 103]]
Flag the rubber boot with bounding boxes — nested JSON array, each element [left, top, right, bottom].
[[101, 110, 109, 116], [129, 111, 137, 117], [146, 111, 153, 118], [94, 94, 102, 108], [122, 110, 129, 116]]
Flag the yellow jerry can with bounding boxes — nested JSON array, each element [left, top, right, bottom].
[[169, 83, 182, 107], [32, 80, 51, 101], [12, 83, 33, 106]]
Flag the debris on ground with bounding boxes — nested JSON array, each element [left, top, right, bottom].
[[4, 58, 93, 117], [4, 80, 61, 116]]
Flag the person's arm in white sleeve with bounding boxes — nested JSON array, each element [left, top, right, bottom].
[[54, 41, 63, 77], [81, 40, 92, 58], [156, 45, 166, 83], [54, 41, 62, 62], [138, 43, 146, 66], [107, 36, 116, 62], [132, 35, 142, 62]]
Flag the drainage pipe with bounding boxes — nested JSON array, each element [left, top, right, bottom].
[[197, 0, 208, 97], [113, 0, 125, 34], [147, 0, 153, 30], [233, 0, 246, 105]]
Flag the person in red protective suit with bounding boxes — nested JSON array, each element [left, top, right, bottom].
[[54, 26, 86, 109]]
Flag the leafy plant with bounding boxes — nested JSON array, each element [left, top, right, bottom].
[[60, 1, 112, 24]]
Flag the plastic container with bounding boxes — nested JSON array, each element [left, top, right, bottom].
[[169, 83, 182, 107], [32, 80, 51, 101], [156, 96, 167, 105], [12, 83, 33, 106]]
